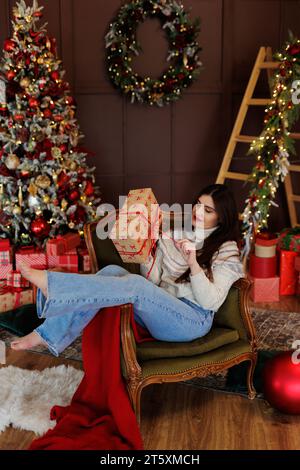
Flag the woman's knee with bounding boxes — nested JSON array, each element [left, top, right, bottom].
[[96, 264, 129, 277]]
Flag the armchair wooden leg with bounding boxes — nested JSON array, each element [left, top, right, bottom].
[[247, 354, 257, 399], [127, 382, 142, 426]]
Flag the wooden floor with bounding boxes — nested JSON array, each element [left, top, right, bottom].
[[1, 294, 300, 451]]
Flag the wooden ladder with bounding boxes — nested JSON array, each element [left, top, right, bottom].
[[216, 46, 300, 228]]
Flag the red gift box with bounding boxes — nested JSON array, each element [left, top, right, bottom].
[[255, 233, 278, 247], [15, 246, 47, 270], [296, 273, 300, 295], [0, 239, 10, 250], [47, 249, 79, 273], [249, 275, 280, 302], [0, 248, 12, 266], [78, 248, 91, 273], [46, 233, 81, 257], [249, 253, 277, 278], [6, 270, 30, 289], [279, 250, 298, 295], [0, 263, 13, 280]]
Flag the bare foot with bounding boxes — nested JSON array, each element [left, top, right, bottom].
[[19, 264, 48, 297], [11, 331, 48, 351]]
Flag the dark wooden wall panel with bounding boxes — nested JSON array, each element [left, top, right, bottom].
[[1, 0, 300, 232]]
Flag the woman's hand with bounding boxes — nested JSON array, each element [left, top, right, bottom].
[[174, 239, 198, 267]]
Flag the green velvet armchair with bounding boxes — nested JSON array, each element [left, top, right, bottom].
[[84, 217, 257, 425]]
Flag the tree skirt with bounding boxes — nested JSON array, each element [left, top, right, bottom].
[[0, 365, 83, 435]]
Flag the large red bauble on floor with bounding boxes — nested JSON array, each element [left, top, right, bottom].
[[30, 217, 51, 239], [263, 350, 300, 414]]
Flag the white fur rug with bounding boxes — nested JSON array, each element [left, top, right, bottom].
[[0, 365, 84, 435]]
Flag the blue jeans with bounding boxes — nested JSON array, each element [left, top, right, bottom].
[[34, 264, 215, 356]]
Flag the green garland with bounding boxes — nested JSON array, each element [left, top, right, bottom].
[[105, 0, 202, 107], [241, 33, 300, 260]]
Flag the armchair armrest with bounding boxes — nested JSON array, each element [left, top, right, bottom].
[[232, 276, 257, 348], [120, 303, 142, 381]]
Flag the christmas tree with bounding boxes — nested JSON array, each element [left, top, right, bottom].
[[0, 0, 101, 247]]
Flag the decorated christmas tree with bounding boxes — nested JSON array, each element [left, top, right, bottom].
[[0, 0, 101, 247]]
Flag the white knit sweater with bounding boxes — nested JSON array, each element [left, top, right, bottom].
[[140, 225, 245, 312]]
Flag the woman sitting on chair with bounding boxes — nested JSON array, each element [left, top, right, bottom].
[[11, 183, 245, 356]]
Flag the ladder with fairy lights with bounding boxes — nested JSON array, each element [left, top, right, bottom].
[[216, 46, 300, 229]]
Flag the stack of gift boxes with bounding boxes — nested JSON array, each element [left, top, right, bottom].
[[249, 228, 300, 302], [0, 233, 91, 314], [249, 235, 279, 302]]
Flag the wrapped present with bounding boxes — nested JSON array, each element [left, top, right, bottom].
[[0, 249, 12, 266], [47, 249, 78, 273], [78, 247, 91, 273], [0, 263, 13, 280], [0, 239, 10, 250], [254, 243, 277, 258], [279, 250, 298, 295], [255, 232, 278, 247], [0, 239, 12, 267], [46, 232, 81, 257], [109, 188, 161, 263], [15, 246, 47, 270], [296, 273, 300, 295], [278, 227, 300, 253], [249, 275, 280, 302], [0, 287, 33, 313], [249, 253, 277, 278], [6, 270, 30, 289]]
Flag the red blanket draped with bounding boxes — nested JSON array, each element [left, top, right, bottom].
[[28, 305, 155, 450]]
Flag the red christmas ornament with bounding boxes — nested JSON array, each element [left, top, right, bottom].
[[51, 71, 60, 81], [29, 97, 39, 108], [84, 180, 94, 197], [59, 144, 67, 153], [53, 114, 63, 122], [65, 96, 74, 106], [14, 113, 24, 122], [288, 44, 300, 56], [6, 70, 16, 80], [33, 11, 43, 18], [69, 205, 87, 224], [57, 171, 70, 187], [263, 350, 300, 414], [30, 217, 51, 239], [69, 189, 80, 202], [4, 39, 16, 52], [43, 109, 52, 118]]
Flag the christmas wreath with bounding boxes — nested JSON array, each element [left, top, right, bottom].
[[105, 0, 202, 107]]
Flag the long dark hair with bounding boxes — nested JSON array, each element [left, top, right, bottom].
[[172, 184, 241, 284]]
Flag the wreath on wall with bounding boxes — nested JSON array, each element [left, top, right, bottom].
[[105, 0, 202, 107]]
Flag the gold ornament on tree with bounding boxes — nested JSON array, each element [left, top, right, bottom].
[[61, 198, 68, 210], [51, 147, 62, 159], [20, 77, 31, 89], [12, 206, 21, 215], [35, 175, 51, 189], [28, 182, 38, 196], [18, 186, 23, 206], [70, 130, 79, 146], [5, 154, 20, 170]]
